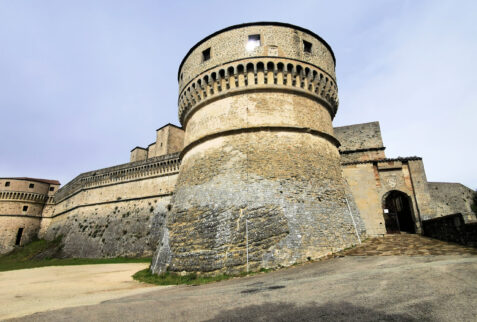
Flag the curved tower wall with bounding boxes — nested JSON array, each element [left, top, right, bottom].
[[153, 23, 364, 275], [0, 178, 59, 254]]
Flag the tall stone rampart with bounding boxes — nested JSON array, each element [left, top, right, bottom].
[[41, 153, 180, 258], [152, 22, 365, 275]]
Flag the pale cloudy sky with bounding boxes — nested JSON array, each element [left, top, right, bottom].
[[0, 0, 476, 189]]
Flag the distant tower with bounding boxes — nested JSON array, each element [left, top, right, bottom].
[[0, 177, 59, 254], [153, 22, 364, 275]]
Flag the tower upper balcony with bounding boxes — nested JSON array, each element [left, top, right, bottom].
[[177, 22, 338, 126]]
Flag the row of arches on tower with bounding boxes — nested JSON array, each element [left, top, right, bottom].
[[178, 59, 339, 123], [0, 191, 48, 202]]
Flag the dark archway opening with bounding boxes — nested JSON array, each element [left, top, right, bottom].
[[15, 228, 24, 246], [383, 191, 415, 234]]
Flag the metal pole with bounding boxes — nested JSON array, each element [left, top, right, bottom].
[[345, 198, 362, 244], [245, 216, 249, 273]]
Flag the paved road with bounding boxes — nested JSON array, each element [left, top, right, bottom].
[[12, 255, 477, 321]]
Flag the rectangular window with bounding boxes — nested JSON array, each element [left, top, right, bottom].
[[5, 181, 10, 187], [22, 205, 28, 212], [246, 34, 261, 51], [202, 48, 211, 62], [303, 40, 312, 53], [29, 183, 34, 189], [49, 187, 55, 192]]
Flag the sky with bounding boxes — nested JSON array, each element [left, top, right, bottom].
[[0, 0, 476, 189]]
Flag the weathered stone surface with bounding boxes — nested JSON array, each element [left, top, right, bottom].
[[44, 198, 170, 258], [428, 182, 476, 222], [0, 178, 59, 254], [39, 156, 179, 258]]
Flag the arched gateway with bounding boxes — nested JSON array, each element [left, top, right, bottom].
[[382, 190, 416, 234]]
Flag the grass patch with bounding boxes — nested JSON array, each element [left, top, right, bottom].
[[0, 238, 150, 272], [133, 267, 275, 286]]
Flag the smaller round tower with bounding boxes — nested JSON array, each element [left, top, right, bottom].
[[0, 177, 59, 254]]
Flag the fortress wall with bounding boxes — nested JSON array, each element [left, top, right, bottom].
[[43, 196, 172, 258], [42, 174, 178, 258], [407, 160, 436, 221], [342, 164, 384, 236], [334, 122, 384, 151], [428, 182, 476, 222], [342, 158, 434, 235], [45, 173, 178, 217], [340, 149, 386, 163], [166, 131, 365, 274], [41, 154, 180, 258], [0, 216, 41, 254], [166, 125, 185, 153]]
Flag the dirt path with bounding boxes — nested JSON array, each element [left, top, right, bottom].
[[0, 263, 167, 320]]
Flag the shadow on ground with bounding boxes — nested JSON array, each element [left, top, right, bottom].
[[207, 301, 419, 322]]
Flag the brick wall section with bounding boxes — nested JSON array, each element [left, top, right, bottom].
[[423, 214, 477, 247]]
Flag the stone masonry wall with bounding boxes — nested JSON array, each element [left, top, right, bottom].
[[342, 158, 435, 236], [153, 132, 365, 275], [428, 182, 476, 222], [0, 178, 57, 254], [334, 122, 384, 152], [0, 217, 41, 254], [423, 214, 477, 247], [42, 155, 180, 258]]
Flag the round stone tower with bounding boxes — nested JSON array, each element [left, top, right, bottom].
[[153, 22, 364, 275]]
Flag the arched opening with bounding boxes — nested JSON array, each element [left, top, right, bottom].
[[382, 190, 416, 234]]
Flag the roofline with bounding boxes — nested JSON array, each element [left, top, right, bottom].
[[178, 21, 336, 81], [0, 177, 60, 185], [130, 146, 147, 152], [156, 123, 183, 132], [334, 121, 380, 130], [341, 157, 422, 166]]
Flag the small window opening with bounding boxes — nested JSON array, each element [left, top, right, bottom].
[[202, 48, 211, 62], [5, 181, 10, 187], [15, 228, 24, 246], [29, 183, 34, 189], [246, 34, 261, 51], [49, 187, 55, 192], [22, 205, 28, 212], [303, 40, 312, 53]]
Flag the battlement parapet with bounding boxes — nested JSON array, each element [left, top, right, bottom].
[[0, 191, 49, 204], [178, 58, 338, 125], [54, 153, 181, 203]]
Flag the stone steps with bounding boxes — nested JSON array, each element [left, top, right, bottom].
[[339, 233, 477, 256]]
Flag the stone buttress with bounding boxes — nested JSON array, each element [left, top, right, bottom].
[[152, 22, 365, 275]]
